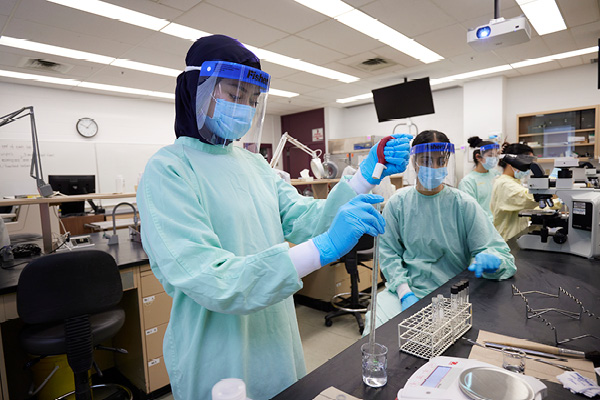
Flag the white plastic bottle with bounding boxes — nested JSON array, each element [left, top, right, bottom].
[[212, 378, 251, 400], [115, 174, 125, 193]]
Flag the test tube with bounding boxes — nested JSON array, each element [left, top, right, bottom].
[[437, 294, 444, 323], [431, 297, 439, 327], [464, 280, 470, 304], [450, 285, 459, 312], [458, 281, 465, 305]]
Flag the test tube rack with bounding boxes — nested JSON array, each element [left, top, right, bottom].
[[398, 298, 472, 359]]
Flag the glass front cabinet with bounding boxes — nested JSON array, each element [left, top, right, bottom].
[[517, 106, 599, 161]]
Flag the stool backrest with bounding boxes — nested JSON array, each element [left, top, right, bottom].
[[17, 250, 123, 325]]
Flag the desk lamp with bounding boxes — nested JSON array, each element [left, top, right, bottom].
[[270, 132, 337, 179], [0, 106, 53, 197]]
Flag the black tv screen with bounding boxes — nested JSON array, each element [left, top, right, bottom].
[[372, 77, 435, 122], [49, 175, 95, 216]]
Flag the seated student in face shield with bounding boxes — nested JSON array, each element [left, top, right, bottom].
[[458, 136, 501, 222], [136, 35, 414, 400], [364, 130, 516, 333]]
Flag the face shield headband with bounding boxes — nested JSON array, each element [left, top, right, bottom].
[[185, 61, 271, 151]]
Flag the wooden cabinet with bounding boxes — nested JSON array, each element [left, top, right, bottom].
[[517, 106, 599, 162], [114, 264, 172, 394]]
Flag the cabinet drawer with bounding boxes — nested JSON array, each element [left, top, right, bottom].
[[142, 292, 172, 329], [145, 323, 167, 361], [141, 272, 165, 297], [148, 356, 170, 392]]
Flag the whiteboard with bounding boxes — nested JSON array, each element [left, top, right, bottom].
[[0, 140, 96, 197], [0, 140, 164, 207], [94, 143, 164, 206]]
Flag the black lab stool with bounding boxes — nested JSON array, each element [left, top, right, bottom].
[[17, 250, 132, 400], [324, 235, 374, 334]]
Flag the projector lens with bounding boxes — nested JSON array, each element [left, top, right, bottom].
[[476, 26, 491, 39]]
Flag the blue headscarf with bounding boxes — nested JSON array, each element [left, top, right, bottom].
[[175, 34, 261, 140]]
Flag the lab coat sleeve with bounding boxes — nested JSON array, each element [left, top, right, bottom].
[[379, 194, 411, 293], [495, 178, 538, 211], [137, 155, 302, 315], [276, 176, 357, 245], [462, 195, 516, 280]]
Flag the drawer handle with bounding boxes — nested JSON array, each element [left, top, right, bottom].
[[143, 295, 155, 304], [148, 358, 161, 367], [146, 327, 158, 336]]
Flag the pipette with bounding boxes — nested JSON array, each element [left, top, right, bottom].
[[368, 203, 382, 354]]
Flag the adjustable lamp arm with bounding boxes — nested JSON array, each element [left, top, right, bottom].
[[269, 132, 322, 168], [0, 106, 53, 197]]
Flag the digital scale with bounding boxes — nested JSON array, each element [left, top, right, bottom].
[[398, 356, 547, 400]]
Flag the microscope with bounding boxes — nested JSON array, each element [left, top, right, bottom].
[[510, 156, 600, 259]]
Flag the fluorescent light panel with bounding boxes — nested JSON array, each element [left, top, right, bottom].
[[516, 0, 566, 35], [45, 0, 360, 83], [47, 0, 169, 31], [0, 37, 298, 98], [294, 0, 443, 64], [0, 68, 175, 99], [337, 46, 599, 104]]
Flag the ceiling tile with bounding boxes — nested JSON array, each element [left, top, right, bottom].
[[513, 61, 563, 76], [153, 0, 201, 13], [540, 30, 578, 54], [206, 0, 327, 35], [86, 66, 174, 89], [3, 18, 133, 58], [137, 32, 195, 63], [103, 0, 182, 20], [280, 70, 346, 89], [296, 20, 382, 57], [172, 2, 288, 48], [557, 57, 585, 68], [0, 0, 19, 15], [362, 0, 455, 38], [557, 0, 600, 28], [570, 21, 600, 48], [432, 0, 518, 23], [264, 36, 347, 65], [415, 23, 474, 59], [14, 0, 156, 46]]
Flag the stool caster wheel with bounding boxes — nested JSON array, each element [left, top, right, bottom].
[[325, 318, 333, 327]]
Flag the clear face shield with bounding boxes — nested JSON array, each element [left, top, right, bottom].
[[410, 142, 456, 192], [187, 60, 270, 152], [478, 143, 500, 170]]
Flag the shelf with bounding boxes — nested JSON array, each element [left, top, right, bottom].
[[519, 128, 595, 137], [0, 192, 137, 206], [529, 143, 595, 149], [536, 157, 590, 163]]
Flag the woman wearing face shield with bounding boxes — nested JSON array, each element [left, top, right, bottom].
[[363, 130, 516, 332], [490, 143, 543, 240], [136, 35, 412, 400], [458, 136, 501, 221]]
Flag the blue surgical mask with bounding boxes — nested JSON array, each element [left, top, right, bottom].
[[204, 99, 256, 140], [418, 166, 448, 190], [514, 168, 531, 180], [482, 156, 498, 170]]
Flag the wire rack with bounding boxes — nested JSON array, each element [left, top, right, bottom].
[[398, 298, 472, 359]]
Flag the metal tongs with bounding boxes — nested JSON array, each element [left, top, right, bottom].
[[462, 337, 574, 372]]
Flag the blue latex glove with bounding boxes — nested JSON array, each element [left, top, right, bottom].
[[400, 292, 419, 311], [312, 194, 385, 265], [360, 134, 412, 184], [468, 253, 502, 278]]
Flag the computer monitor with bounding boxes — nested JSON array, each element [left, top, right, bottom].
[[372, 77, 435, 122], [48, 175, 96, 216]]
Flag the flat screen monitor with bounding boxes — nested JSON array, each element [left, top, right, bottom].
[[48, 175, 95, 216], [372, 77, 435, 122]]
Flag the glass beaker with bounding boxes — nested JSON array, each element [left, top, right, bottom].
[[502, 347, 526, 374], [361, 342, 388, 387]]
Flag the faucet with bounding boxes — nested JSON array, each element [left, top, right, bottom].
[[106, 202, 141, 245]]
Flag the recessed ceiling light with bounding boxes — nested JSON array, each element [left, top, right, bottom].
[[516, 0, 566, 35], [294, 0, 443, 64], [47, 0, 169, 31], [45, 0, 360, 83]]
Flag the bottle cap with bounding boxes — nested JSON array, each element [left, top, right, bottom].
[[451, 285, 459, 294], [212, 379, 247, 400]]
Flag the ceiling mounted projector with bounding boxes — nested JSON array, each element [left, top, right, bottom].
[[467, 15, 531, 52]]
